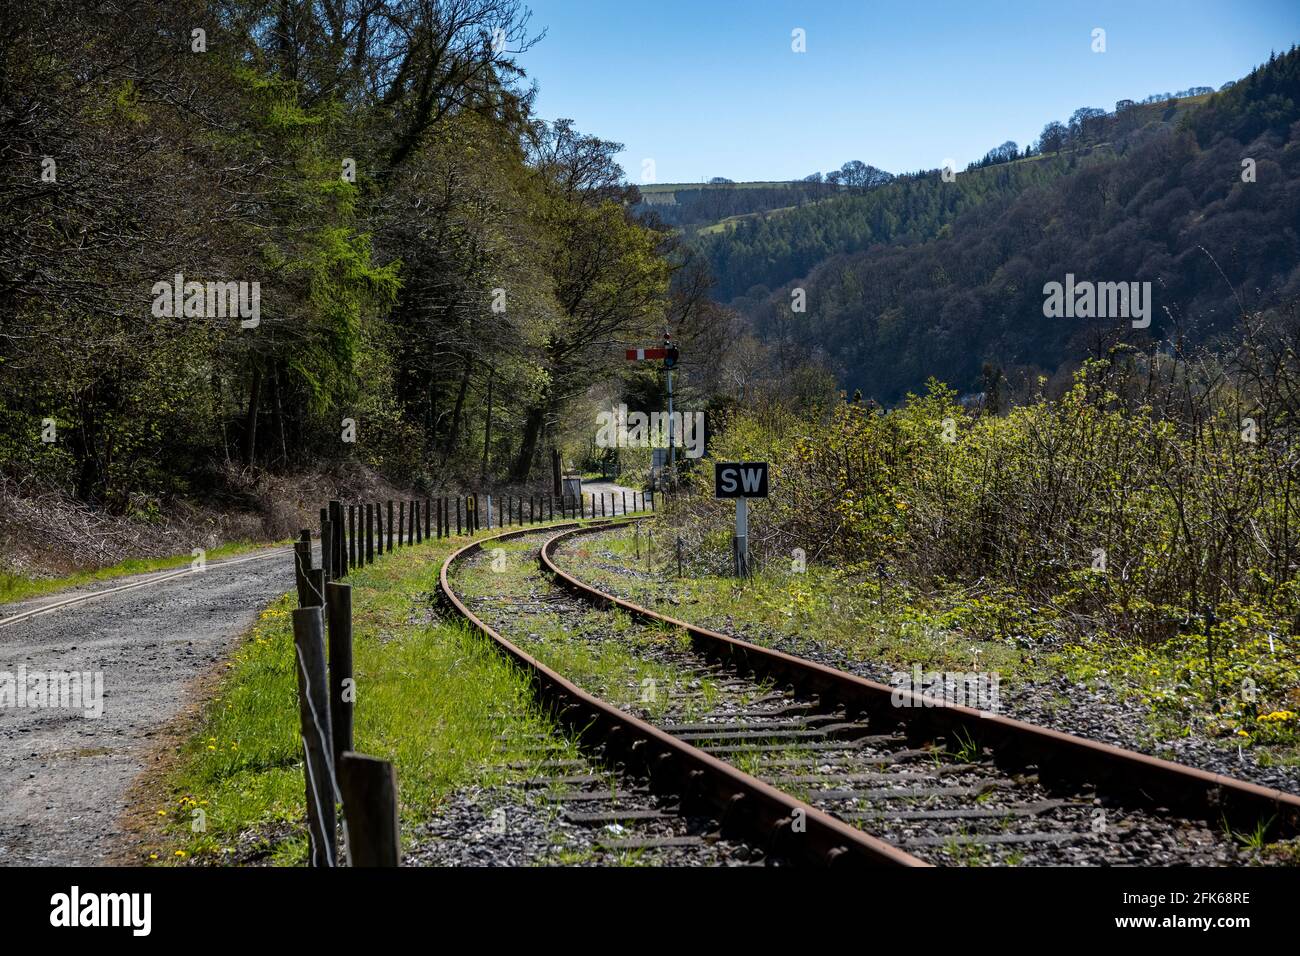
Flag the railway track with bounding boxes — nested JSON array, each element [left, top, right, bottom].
[[440, 520, 1300, 866]]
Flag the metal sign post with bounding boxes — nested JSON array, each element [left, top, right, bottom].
[[667, 368, 674, 478], [734, 496, 748, 576], [715, 461, 769, 578]]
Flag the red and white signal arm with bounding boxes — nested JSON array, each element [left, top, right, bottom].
[[625, 347, 667, 361]]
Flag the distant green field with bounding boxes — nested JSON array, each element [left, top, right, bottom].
[[637, 180, 802, 194], [697, 203, 802, 235]]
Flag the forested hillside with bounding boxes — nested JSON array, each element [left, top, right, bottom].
[[717, 49, 1300, 402], [0, 0, 723, 528], [697, 155, 1081, 303], [696, 94, 1220, 307]]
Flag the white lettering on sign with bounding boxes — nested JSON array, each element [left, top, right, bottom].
[[721, 469, 737, 493], [739, 467, 763, 492]]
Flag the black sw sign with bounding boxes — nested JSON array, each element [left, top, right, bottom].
[[714, 462, 769, 498]]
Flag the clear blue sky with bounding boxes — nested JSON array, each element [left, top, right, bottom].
[[516, 0, 1300, 183]]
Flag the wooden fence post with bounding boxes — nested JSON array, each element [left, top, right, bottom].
[[365, 504, 374, 564], [319, 504, 330, 580], [339, 753, 400, 867], [308, 568, 325, 608], [321, 518, 333, 590], [329, 500, 343, 579], [294, 539, 313, 607], [292, 606, 337, 867], [319, 506, 329, 567], [340, 501, 348, 576], [333, 500, 343, 578], [326, 582, 354, 770]]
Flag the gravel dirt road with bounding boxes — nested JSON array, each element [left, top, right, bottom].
[[0, 547, 296, 865]]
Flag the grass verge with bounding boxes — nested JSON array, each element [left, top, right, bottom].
[[142, 526, 579, 865], [558, 524, 1300, 765]]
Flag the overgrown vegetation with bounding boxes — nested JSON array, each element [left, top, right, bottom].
[[661, 330, 1300, 751]]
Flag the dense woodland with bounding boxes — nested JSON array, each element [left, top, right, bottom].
[[0, 0, 730, 515], [703, 48, 1300, 403]]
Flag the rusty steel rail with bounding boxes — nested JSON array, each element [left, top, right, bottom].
[[439, 520, 926, 867], [542, 521, 1300, 841]]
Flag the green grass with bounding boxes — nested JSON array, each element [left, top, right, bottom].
[[147, 527, 580, 865], [0, 539, 285, 608], [560, 525, 1024, 679], [561, 525, 1300, 764], [452, 534, 725, 722], [697, 204, 801, 235]]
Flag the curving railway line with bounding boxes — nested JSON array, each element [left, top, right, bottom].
[[438, 519, 1300, 867]]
